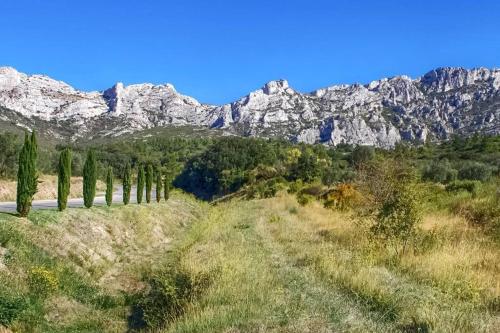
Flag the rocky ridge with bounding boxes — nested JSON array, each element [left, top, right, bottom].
[[0, 66, 498, 146]]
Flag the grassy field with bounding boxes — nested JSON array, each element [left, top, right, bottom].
[[0, 190, 498, 332]]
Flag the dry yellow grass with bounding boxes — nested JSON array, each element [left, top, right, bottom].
[[0, 175, 106, 201]]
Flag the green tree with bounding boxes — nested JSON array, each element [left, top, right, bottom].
[[16, 132, 38, 217], [163, 173, 170, 201], [137, 166, 145, 204], [57, 148, 72, 211], [105, 166, 113, 207], [83, 150, 97, 208], [351, 145, 375, 169], [145, 163, 153, 203], [122, 163, 131, 205], [156, 168, 162, 203]]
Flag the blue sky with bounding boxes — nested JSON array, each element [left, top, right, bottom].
[[1, 0, 499, 104]]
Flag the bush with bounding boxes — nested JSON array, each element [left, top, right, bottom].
[[138, 266, 211, 329], [0, 293, 26, 326], [458, 162, 492, 181], [323, 183, 361, 211], [351, 145, 375, 168], [297, 193, 315, 206], [445, 180, 480, 195], [421, 159, 457, 183]]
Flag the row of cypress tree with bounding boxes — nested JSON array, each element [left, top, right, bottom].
[[16, 132, 170, 217], [61, 152, 170, 210]]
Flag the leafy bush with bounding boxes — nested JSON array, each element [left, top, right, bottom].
[[323, 183, 361, 211], [421, 159, 457, 183], [296, 193, 315, 206], [445, 180, 480, 195], [350, 145, 375, 168], [0, 293, 26, 326], [453, 199, 500, 231], [138, 265, 211, 329], [458, 162, 492, 181]]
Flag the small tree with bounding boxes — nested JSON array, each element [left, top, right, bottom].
[[137, 166, 145, 204], [57, 148, 72, 211], [156, 169, 162, 203], [145, 163, 153, 203], [16, 131, 38, 217], [105, 166, 113, 207], [163, 173, 170, 201], [83, 150, 97, 208], [122, 163, 131, 205], [351, 145, 375, 169]]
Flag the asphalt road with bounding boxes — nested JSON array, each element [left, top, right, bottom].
[[0, 187, 155, 214]]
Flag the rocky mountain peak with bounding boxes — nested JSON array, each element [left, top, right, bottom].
[[0, 66, 498, 147]]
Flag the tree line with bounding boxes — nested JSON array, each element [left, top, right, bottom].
[[15, 132, 170, 217]]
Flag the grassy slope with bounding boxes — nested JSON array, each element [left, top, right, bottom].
[[0, 191, 498, 332], [0, 191, 206, 332]]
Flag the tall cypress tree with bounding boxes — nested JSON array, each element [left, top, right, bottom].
[[57, 148, 72, 211], [83, 150, 97, 208], [105, 166, 113, 207], [156, 168, 162, 203], [145, 163, 153, 203], [16, 131, 38, 217], [163, 173, 170, 202], [122, 163, 131, 205], [137, 166, 145, 204]]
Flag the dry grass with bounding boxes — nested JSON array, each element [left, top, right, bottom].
[[164, 193, 500, 332], [0, 175, 106, 201]]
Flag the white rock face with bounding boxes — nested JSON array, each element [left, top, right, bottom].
[[0, 66, 499, 147]]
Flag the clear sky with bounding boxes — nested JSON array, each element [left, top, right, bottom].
[[1, 0, 499, 104]]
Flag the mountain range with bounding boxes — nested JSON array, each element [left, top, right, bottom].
[[0, 66, 499, 147]]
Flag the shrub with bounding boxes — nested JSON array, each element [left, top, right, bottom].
[[421, 159, 457, 183], [0, 293, 26, 326], [16, 132, 38, 217], [458, 162, 492, 181], [297, 193, 315, 206], [351, 145, 375, 168], [323, 183, 361, 211], [28, 266, 59, 298], [445, 180, 479, 195], [138, 266, 211, 329]]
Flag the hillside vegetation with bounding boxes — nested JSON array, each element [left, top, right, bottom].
[[1, 187, 499, 332]]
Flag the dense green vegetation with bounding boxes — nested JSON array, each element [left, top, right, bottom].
[[16, 132, 38, 217], [57, 148, 71, 211], [83, 150, 97, 208]]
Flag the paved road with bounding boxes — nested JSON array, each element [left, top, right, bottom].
[[0, 187, 156, 214]]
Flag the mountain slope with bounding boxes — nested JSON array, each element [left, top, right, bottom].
[[0, 66, 499, 147]]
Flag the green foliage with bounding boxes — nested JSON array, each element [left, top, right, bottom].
[[289, 147, 322, 182], [351, 145, 375, 168], [145, 163, 154, 203], [458, 161, 492, 181], [138, 264, 210, 329], [57, 148, 72, 211], [445, 180, 480, 194], [105, 166, 113, 206], [83, 150, 97, 208], [16, 132, 38, 217], [421, 159, 457, 183], [0, 132, 20, 179], [137, 166, 145, 204], [163, 173, 170, 201], [122, 163, 132, 205], [156, 169, 162, 203], [175, 137, 279, 200], [0, 292, 26, 326]]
